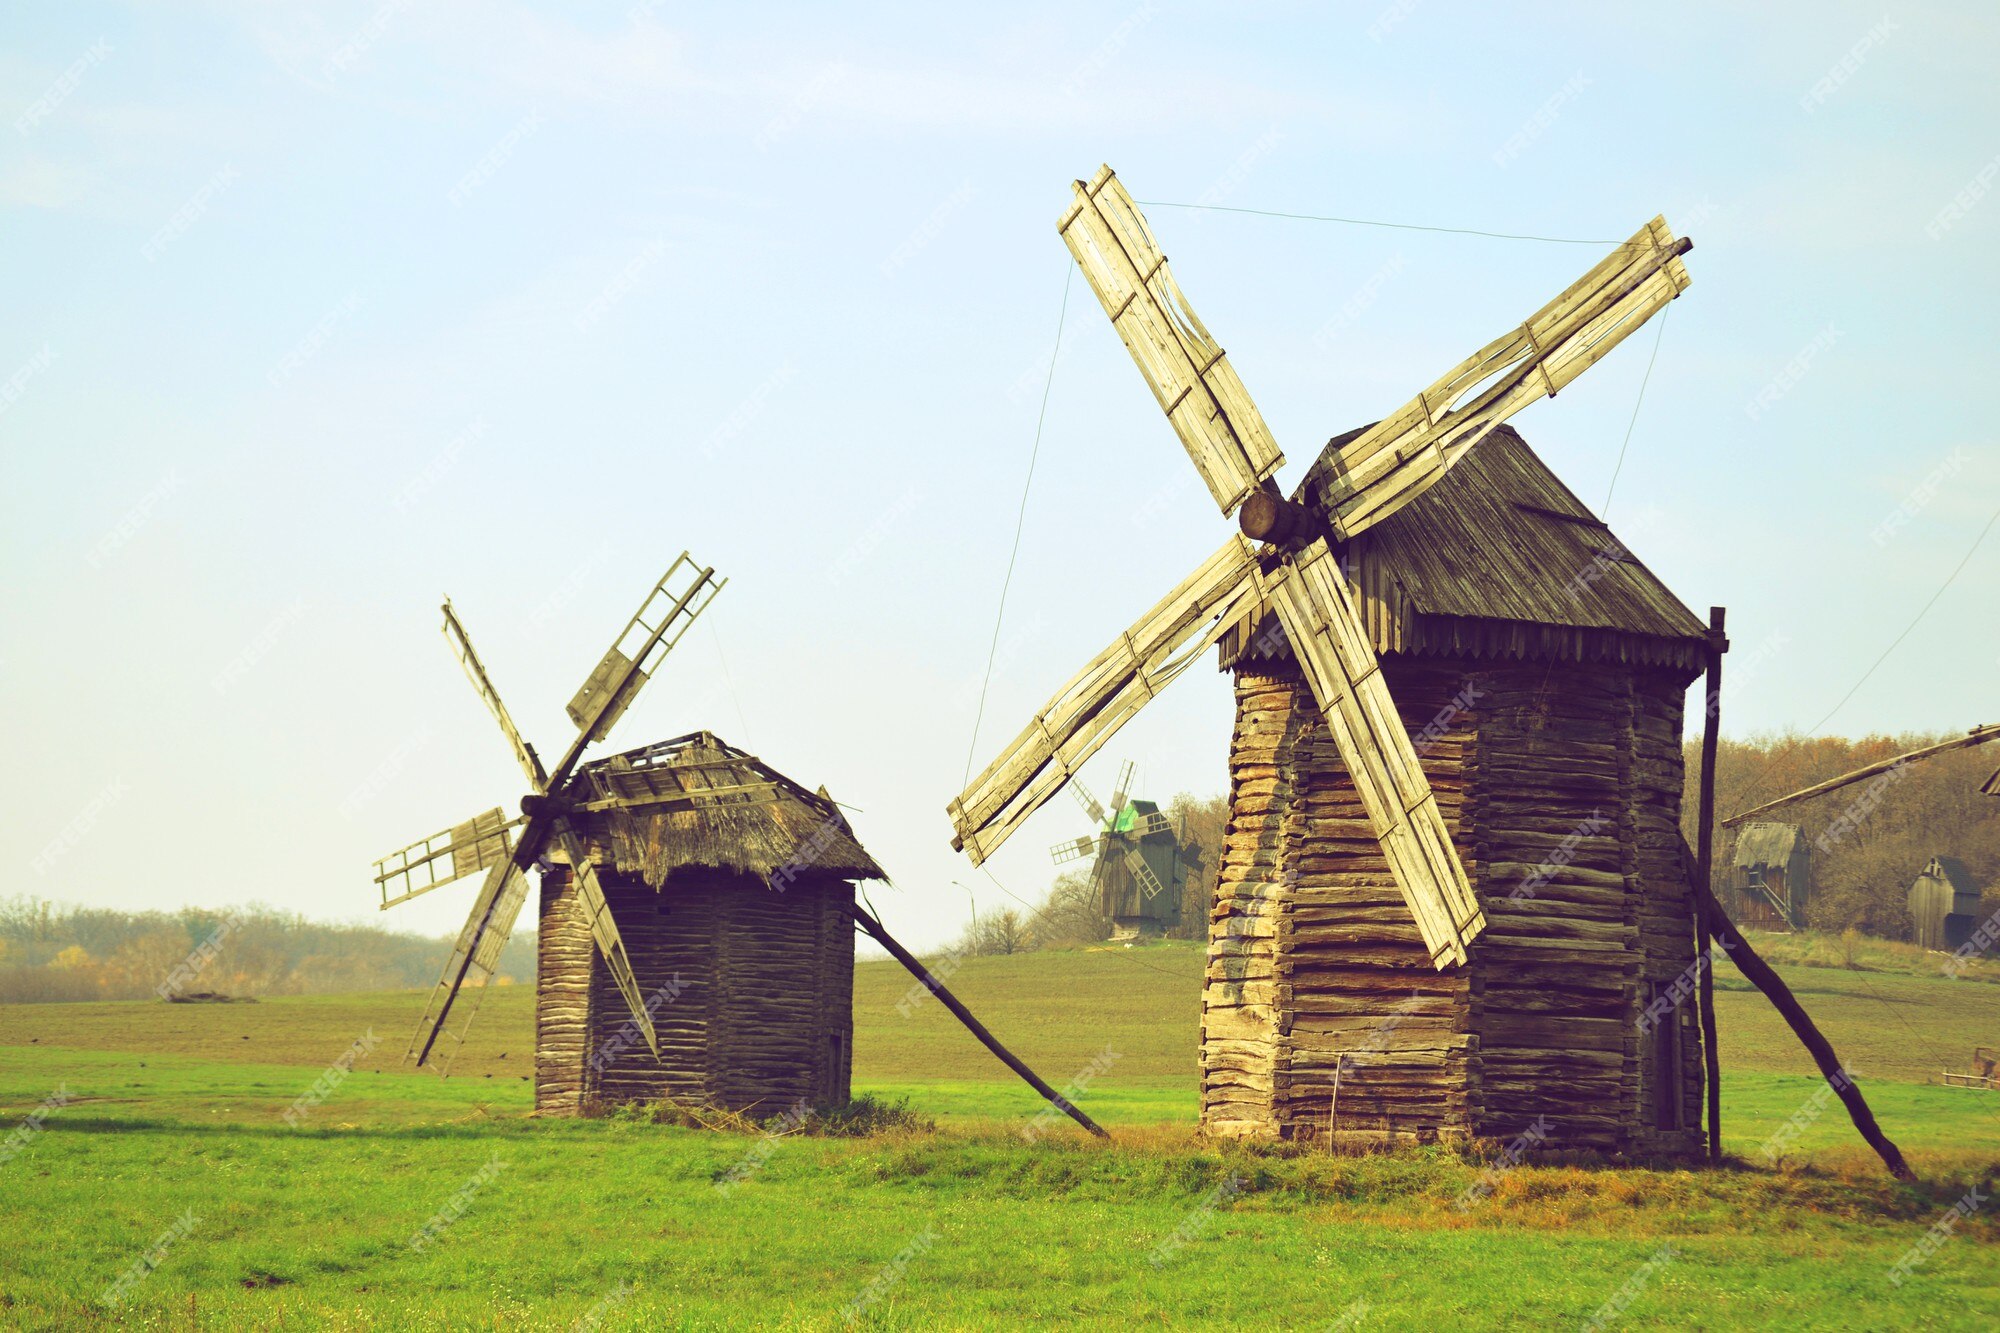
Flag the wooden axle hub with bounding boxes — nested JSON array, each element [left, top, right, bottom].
[[1238, 490, 1321, 546]]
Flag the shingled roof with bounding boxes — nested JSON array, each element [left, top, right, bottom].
[[567, 732, 884, 889], [1222, 424, 1708, 672], [1732, 822, 1804, 869]]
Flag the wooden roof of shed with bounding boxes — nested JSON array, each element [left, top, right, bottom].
[[1222, 425, 1708, 673], [1732, 822, 1804, 868], [567, 732, 884, 889]]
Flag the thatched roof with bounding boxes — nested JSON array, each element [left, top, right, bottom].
[[1222, 425, 1708, 673], [566, 732, 884, 889], [1731, 822, 1803, 869]]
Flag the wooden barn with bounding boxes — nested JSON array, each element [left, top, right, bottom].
[[535, 732, 884, 1117], [1725, 822, 1809, 929], [1202, 425, 1711, 1159], [1907, 855, 1981, 952]]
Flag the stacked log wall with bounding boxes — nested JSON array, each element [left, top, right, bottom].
[[535, 869, 856, 1117]]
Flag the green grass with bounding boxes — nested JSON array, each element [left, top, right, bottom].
[[2, 944, 1997, 1329]]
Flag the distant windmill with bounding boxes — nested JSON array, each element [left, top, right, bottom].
[[1048, 760, 1187, 939]]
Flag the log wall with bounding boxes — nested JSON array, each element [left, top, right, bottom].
[[1200, 656, 1704, 1159], [535, 867, 855, 1117]]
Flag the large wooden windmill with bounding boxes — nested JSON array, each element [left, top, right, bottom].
[[1048, 759, 1187, 938], [950, 165, 1713, 1153], [375, 556, 729, 1074]]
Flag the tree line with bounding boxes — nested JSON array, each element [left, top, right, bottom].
[[0, 898, 533, 1004]]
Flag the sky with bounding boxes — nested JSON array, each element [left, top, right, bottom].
[[3, 1, 1996, 954]]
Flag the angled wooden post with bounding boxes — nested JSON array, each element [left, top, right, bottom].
[[853, 904, 1108, 1138], [1696, 606, 1726, 1164]]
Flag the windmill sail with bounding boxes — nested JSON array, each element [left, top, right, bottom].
[[375, 808, 522, 910], [406, 856, 533, 1070]]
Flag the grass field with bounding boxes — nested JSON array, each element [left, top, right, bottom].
[[2, 940, 1997, 1329]]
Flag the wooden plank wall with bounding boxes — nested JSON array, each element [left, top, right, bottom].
[[1201, 656, 1706, 1159], [536, 868, 856, 1117]]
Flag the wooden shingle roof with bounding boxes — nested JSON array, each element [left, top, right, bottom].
[[567, 732, 884, 889], [1222, 425, 1708, 673]]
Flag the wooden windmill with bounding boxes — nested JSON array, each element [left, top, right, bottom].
[[375, 555, 729, 1074], [1048, 759, 1187, 938]]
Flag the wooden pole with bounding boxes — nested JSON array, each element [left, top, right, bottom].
[[1695, 607, 1726, 1165], [1719, 722, 2000, 828], [1685, 851, 1916, 1181], [852, 904, 1108, 1138]]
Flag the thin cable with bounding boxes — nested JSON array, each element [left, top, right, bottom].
[[1602, 303, 1669, 516], [1810, 502, 2000, 734], [707, 617, 752, 749], [964, 264, 1072, 788], [1134, 200, 1622, 247]]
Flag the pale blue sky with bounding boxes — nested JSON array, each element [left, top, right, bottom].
[[4, 2, 1995, 951]]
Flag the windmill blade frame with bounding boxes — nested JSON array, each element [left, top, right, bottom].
[[1059, 165, 1284, 516], [375, 807, 523, 910], [1109, 758, 1135, 815], [406, 854, 533, 1070], [551, 555, 724, 782], [442, 600, 547, 790], [1264, 541, 1485, 967], [948, 535, 1264, 864], [552, 822, 661, 1061], [1327, 216, 1691, 540]]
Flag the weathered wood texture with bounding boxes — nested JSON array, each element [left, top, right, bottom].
[[535, 867, 854, 1117], [1200, 656, 1705, 1159]]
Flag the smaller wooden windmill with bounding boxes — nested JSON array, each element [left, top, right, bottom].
[[1048, 760, 1186, 939]]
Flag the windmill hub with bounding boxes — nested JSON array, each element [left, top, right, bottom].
[[1237, 489, 1321, 547]]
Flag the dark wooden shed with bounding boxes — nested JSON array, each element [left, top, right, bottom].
[[1203, 425, 1711, 1160], [1726, 822, 1809, 929], [1908, 855, 1981, 952], [533, 732, 884, 1118]]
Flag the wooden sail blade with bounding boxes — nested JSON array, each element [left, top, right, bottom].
[[1264, 540, 1485, 968], [1051, 834, 1099, 866], [1059, 165, 1284, 516], [1109, 759, 1135, 814], [552, 822, 661, 1062], [948, 536, 1264, 865], [549, 554, 725, 787], [1327, 217, 1692, 540], [375, 808, 523, 910], [406, 854, 533, 1071], [1720, 723, 2000, 828], [1131, 810, 1174, 839], [1121, 846, 1167, 902], [442, 600, 546, 791], [1069, 777, 1108, 827]]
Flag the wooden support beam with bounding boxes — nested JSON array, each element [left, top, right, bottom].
[[1688, 841, 1916, 1181], [852, 904, 1108, 1138], [1720, 723, 2000, 828], [1696, 606, 1726, 1165]]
